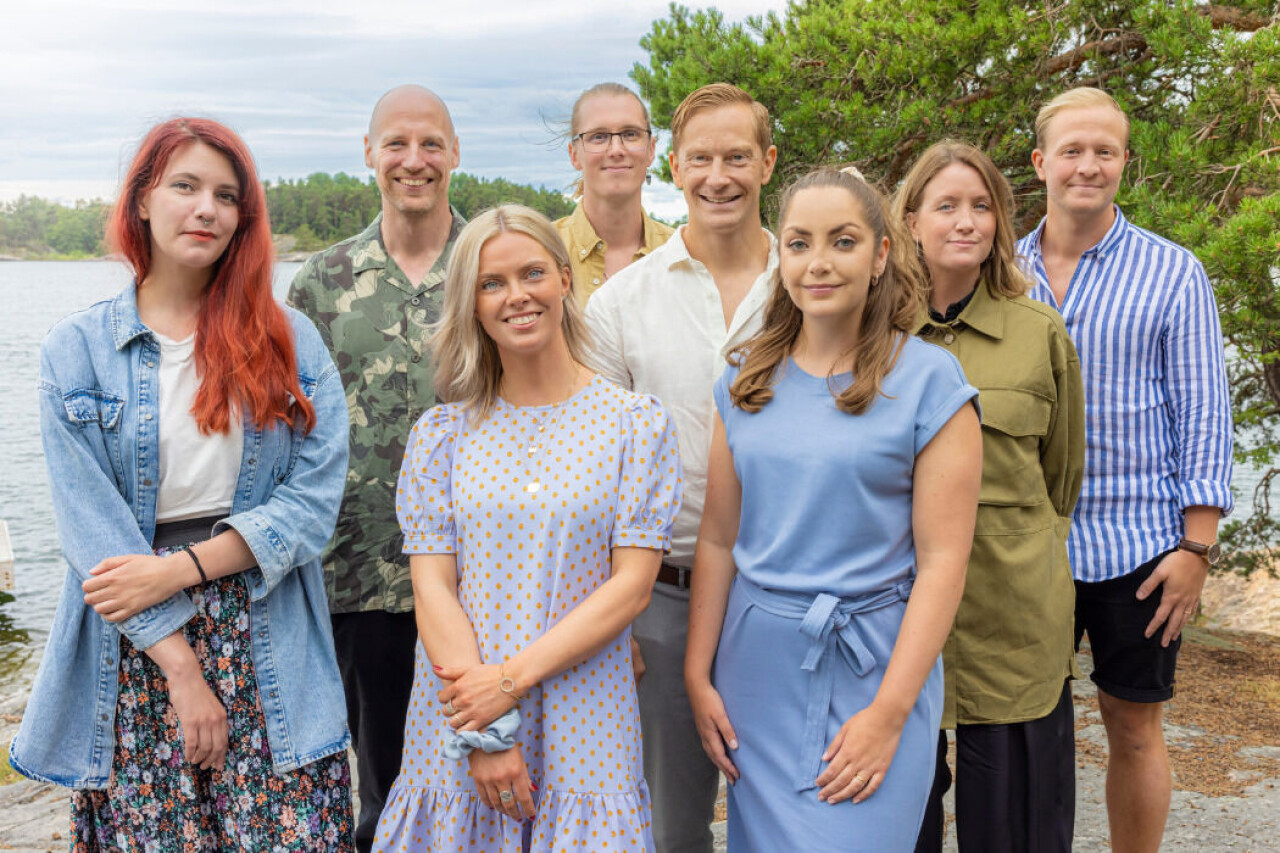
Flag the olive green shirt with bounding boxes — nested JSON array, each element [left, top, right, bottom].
[[286, 210, 465, 614], [915, 281, 1085, 726], [555, 204, 674, 306]]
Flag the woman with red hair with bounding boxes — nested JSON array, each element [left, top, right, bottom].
[[8, 118, 354, 850]]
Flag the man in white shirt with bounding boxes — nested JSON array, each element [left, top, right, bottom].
[[585, 82, 778, 853]]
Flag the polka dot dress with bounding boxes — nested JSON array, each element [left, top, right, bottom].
[[375, 376, 682, 852]]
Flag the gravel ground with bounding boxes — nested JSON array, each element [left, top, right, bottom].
[[4, 630, 1278, 852]]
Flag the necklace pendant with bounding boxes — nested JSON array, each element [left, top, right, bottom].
[[525, 481, 541, 494]]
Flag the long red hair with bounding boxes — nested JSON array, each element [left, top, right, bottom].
[[108, 118, 315, 435]]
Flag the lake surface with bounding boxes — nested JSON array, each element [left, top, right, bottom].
[[0, 261, 1269, 700]]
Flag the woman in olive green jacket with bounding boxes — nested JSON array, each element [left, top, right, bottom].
[[894, 141, 1085, 853]]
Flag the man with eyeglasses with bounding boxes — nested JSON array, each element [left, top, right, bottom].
[[557, 82, 673, 306], [586, 82, 778, 853]]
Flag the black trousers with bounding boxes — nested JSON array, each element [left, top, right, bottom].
[[915, 680, 1075, 853], [332, 610, 419, 853]]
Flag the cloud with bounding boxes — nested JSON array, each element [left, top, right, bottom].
[[1, 0, 786, 220]]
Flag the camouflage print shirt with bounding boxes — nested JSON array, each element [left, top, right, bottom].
[[287, 210, 465, 613]]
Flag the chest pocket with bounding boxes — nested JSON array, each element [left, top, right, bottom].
[[63, 389, 124, 428], [63, 389, 127, 486], [977, 387, 1052, 507]]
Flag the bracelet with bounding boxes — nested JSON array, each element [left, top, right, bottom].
[[184, 545, 209, 585], [498, 663, 525, 700]]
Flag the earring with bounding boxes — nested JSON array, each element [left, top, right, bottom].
[[870, 273, 880, 288], [914, 238, 923, 257], [646, 173, 652, 186]]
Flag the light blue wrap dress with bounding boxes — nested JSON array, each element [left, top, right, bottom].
[[712, 338, 978, 852]]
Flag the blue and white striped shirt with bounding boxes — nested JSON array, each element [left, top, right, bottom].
[[1019, 206, 1233, 583]]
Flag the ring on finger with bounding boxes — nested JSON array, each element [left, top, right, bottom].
[[853, 772, 868, 785], [444, 700, 457, 715], [499, 789, 514, 803]]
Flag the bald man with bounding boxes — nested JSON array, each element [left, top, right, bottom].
[[288, 84, 464, 851]]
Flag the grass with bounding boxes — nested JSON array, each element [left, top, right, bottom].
[[0, 743, 22, 786]]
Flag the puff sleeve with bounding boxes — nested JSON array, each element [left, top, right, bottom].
[[396, 404, 462, 554], [611, 395, 683, 551]]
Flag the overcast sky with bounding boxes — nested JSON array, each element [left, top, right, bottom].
[[1, 0, 786, 220]]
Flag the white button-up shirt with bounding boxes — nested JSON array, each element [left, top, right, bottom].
[[585, 227, 778, 566]]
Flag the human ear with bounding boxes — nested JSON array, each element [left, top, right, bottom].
[[669, 151, 683, 189], [1031, 149, 1047, 182], [760, 145, 778, 185]]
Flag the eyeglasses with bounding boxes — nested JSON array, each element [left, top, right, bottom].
[[573, 128, 652, 152]]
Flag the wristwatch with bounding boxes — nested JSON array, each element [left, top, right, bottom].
[[1177, 538, 1222, 567]]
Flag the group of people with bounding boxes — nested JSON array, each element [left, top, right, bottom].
[[9, 75, 1232, 853]]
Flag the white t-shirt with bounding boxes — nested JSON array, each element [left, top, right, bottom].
[[154, 331, 243, 523]]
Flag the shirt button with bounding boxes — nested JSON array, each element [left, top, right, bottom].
[[943, 332, 956, 344], [411, 354, 422, 363], [146, 361, 155, 368], [100, 713, 109, 721], [247, 457, 257, 466], [411, 296, 421, 306], [145, 413, 153, 420], [143, 479, 152, 486], [593, 278, 600, 285]]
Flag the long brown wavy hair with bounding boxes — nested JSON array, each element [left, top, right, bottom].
[[730, 168, 926, 415], [891, 139, 1030, 301]]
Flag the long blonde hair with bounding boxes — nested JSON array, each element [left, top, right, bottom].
[[430, 205, 594, 419], [892, 140, 1030, 301], [730, 169, 927, 415]]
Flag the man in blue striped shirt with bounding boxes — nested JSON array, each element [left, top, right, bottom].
[[1018, 87, 1233, 852]]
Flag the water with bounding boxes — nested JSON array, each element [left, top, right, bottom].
[[0, 261, 301, 699], [0, 262, 1269, 700]]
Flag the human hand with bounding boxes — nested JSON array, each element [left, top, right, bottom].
[[630, 636, 646, 683], [1137, 548, 1208, 647], [686, 678, 739, 783], [167, 669, 228, 770], [815, 701, 904, 804], [83, 553, 188, 622], [466, 747, 536, 820], [434, 663, 518, 732]]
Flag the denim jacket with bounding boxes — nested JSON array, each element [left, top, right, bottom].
[[9, 285, 351, 788]]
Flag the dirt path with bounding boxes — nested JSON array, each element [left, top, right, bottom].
[[4, 626, 1278, 851]]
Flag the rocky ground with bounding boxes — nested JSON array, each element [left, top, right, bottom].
[[4, 596, 1278, 851]]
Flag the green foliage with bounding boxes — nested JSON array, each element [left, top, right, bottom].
[[448, 173, 575, 222], [1, 172, 574, 259], [263, 171, 573, 246], [263, 172, 382, 244], [0, 195, 108, 258], [634, 0, 1280, 572]]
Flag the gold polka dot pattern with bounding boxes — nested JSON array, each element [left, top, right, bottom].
[[376, 376, 683, 851]]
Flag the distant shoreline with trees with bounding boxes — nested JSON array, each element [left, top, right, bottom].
[[0, 171, 575, 261]]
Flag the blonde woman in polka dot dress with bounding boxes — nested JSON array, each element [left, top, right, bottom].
[[374, 205, 681, 852]]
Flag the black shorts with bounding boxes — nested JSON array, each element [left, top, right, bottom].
[[1074, 550, 1180, 703]]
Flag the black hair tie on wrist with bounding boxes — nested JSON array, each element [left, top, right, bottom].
[[184, 545, 209, 585]]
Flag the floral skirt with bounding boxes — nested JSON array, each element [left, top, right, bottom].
[[71, 540, 353, 852]]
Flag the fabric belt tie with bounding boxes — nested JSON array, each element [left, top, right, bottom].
[[736, 574, 914, 792]]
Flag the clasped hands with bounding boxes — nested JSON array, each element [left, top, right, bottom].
[[82, 551, 196, 623], [434, 662, 536, 820]]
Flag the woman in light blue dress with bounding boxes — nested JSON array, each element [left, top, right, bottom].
[[685, 168, 982, 851]]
